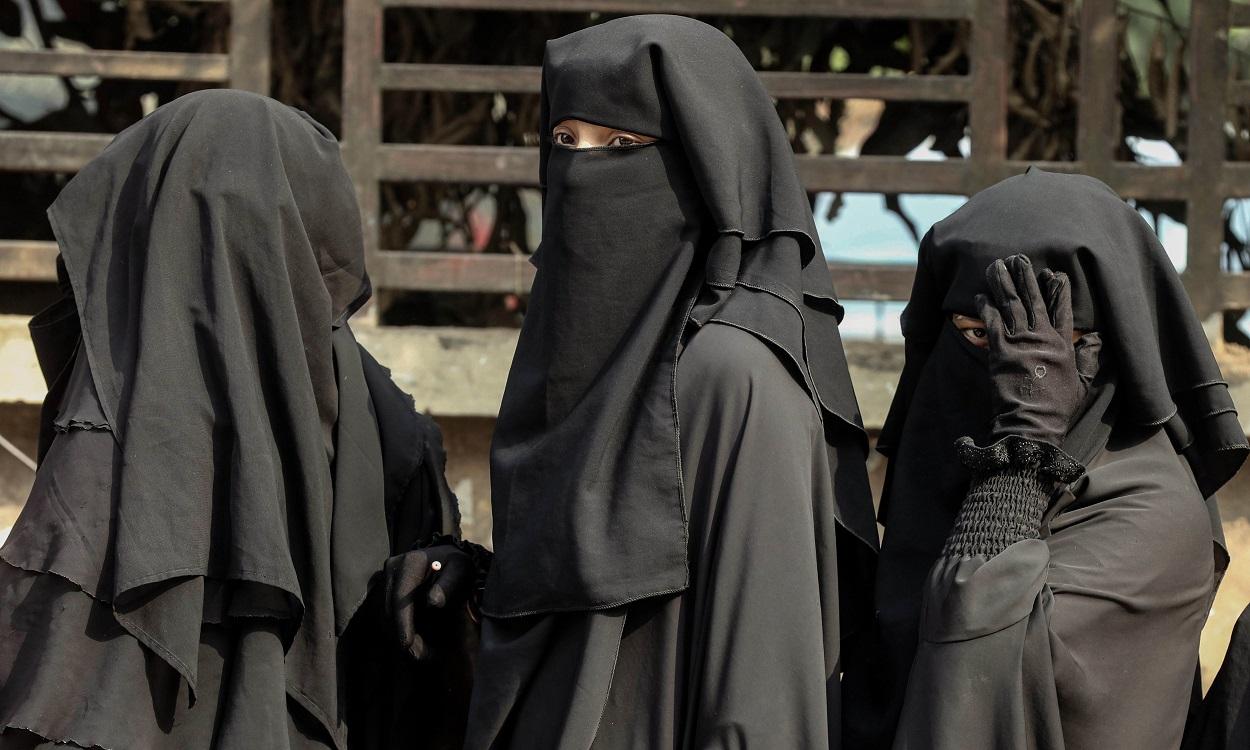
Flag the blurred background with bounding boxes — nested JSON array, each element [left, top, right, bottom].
[[2, 0, 1250, 684]]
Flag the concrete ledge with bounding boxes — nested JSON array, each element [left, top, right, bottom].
[[9, 317, 1250, 432]]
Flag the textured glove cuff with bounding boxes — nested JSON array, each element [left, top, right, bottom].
[[942, 467, 1051, 557], [955, 434, 1085, 484]]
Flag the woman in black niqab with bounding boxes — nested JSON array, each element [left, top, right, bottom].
[[841, 168, 1247, 749], [466, 14, 878, 749], [0, 90, 472, 749]]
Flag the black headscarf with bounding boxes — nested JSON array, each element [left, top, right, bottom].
[[485, 14, 876, 618], [843, 167, 1248, 747], [19, 89, 398, 745]]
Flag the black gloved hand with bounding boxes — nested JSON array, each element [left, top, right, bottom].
[[976, 255, 1102, 448], [382, 542, 478, 661]]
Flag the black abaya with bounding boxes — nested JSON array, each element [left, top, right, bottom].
[[466, 322, 852, 748], [843, 169, 1245, 749], [895, 424, 1216, 749], [0, 90, 466, 749], [470, 14, 875, 747]]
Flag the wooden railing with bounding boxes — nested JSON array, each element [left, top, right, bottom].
[[4, 1, 1250, 317], [0, 0, 271, 283]]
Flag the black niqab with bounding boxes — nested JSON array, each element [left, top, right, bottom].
[[486, 14, 876, 620], [843, 167, 1247, 747]]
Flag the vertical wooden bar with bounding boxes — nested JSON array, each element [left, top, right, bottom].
[[1186, 0, 1229, 319], [228, 0, 271, 94], [1077, 0, 1118, 176], [343, 0, 384, 323], [967, 0, 1008, 193]]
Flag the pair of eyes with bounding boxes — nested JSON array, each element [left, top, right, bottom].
[[551, 125, 654, 149]]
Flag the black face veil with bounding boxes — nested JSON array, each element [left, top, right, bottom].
[[485, 14, 877, 618]]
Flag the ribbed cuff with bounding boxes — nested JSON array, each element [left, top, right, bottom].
[[942, 467, 1051, 557]]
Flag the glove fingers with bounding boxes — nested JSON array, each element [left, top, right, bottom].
[[985, 258, 1023, 334], [975, 293, 1007, 349], [1042, 270, 1074, 340], [1005, 255, 1045, 330], [385, 551, 432, 659], [427, 554, 476, 608]]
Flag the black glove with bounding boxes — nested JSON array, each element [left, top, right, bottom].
[[382, 540, 483, 661], [976, 255, 1102, 448]]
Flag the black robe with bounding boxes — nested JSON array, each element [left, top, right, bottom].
[[896, 424, 1216, 749], [0, 89, 467, 749], [843, 169, 1246, 749], [467, 321, 857, 748], [469, 15, 876, 746]]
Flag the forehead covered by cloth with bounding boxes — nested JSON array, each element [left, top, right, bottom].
[[539, 14, 820, 258], [889, 167, 1247, 496], [919, 168, 1154, 329]]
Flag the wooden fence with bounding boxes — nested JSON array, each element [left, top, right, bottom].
[[3, 1, 1250, 318]]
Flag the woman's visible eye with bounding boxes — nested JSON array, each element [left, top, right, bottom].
[[961, 328, 989, 348], [609, 134, 640, 147], [553, 130, 576, 146]]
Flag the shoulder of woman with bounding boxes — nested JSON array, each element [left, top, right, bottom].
[[678, 322, 817, 419]]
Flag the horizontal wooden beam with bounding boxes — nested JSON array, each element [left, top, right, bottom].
[[831, 262, 915, 300], [0, 49, 228, 81], [0, 131, 112, 172], [376, 144, 977, 192], [381, 63, 972, 101], [1232, 3, 1250, 27], [0, 240, 58, 282], [377, 144, 537, 183], [372, 250, 536, 293], [380, 0, 974, 19], [1229, 79, 1250, 107], [368, 249, 916, 300]]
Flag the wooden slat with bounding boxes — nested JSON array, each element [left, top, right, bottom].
[[378, 144, 537, 183], [373, 250, 536, 293], [0, 131, 112, 172], [967, 0, 1007, 190], [1230, 80, 1250, 106], [1232, 2, 1250, 27], [0, 49, 228, 81], [370, 250, 917, 300], [1184, 0, 1229, 318], [1221, 273, 1250, 308], [380, 63, 972, 101], [795, 155, 968, 194], [0, 241, 59, 282], [1220, 163, 1250, 195], [228, 0, 271, 93], [830, 263, 915, 300], [376, 144, 975, 193], [380, 0, 974, 18], [1077, 0, 1119, 172], [343, 0, 385, 322]]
